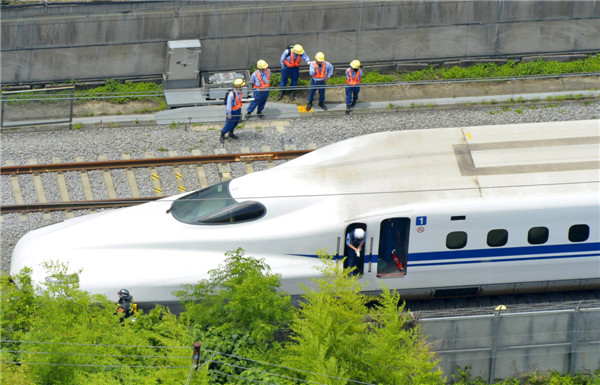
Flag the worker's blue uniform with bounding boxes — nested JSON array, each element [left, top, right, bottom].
[[247, 69, 271, 115], [345, 67, 363, 106], [307, 61, 334, 104], [279, 49, 310, 90], [221, 89, 243, 135], [346, 231, 365, 276]]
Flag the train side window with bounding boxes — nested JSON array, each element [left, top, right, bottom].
[[487, 229, 508, 247], [528, 227, 549, 245], [446, 231, 467, 249], [569, 224, 589, 242]]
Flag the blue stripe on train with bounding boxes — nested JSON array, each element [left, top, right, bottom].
[[287, 242, 600, 264], [407, 242, 600, 262], [409, 252, 600, 267]]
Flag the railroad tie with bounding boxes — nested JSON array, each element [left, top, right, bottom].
[[29, 159, 51, 220], [5, 160, 28, 221], [53, 157, 74, 219], [76, 156, 95, 213], [169, 151, 187, 193], [98, 155, 117, 200], [213, 148, 232, 181], [191, 149, 209, 188], [121, 154, 141, 198], [261, 146, 275, 168], [145, 152, 163, 196], [241, 147, 254, 174]]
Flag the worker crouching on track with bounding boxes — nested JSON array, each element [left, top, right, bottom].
[[278, 44, 310, 101], [306, 51, 333, 112], [220, 78, 245, 143], [345, 60, 362, 115], [245, 60, 270, 120]]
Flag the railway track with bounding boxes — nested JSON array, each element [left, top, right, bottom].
[[1, 148, 313, 216]]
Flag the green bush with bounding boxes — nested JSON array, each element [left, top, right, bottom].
[[76, 79, 163, 104], [397, 54, 599, 82]]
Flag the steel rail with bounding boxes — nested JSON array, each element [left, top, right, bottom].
[[0, 198, 161, 214], [0, 150, 312, 175]]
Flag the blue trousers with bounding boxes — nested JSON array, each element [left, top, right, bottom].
[[308, 79, 326, 103], [346, 247, 360, 276], [346, 86, 360, 106], [247, 90, 269, 114], [221, 109, 242, 134], [279, 66, 300, 88]]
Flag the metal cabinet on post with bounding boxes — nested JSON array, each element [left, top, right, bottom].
[[163, 40, 201, 90]]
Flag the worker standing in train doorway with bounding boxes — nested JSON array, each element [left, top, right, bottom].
[[345, 60, 362, 115], [278, 44, 310, 101], [306, 52, 333, 111], [245, 60, 270, 120], [345, 228, 365, 276], [220, 78, 245, 144]]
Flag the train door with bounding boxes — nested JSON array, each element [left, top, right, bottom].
[[343, 223, 367, 276], [377, 218, 410, 277]]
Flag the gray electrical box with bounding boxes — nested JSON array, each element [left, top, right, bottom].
[[163, 40, 201, 89], [202, 71, 250, 100]]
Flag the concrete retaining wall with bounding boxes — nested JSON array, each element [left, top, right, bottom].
[[423, 307, 600, 382], [2, 0, 599, 84]]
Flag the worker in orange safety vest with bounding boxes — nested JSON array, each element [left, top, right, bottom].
[[306, 51, 333, 112], [245, 59, 270, 120], [345, 60, 363, 115]]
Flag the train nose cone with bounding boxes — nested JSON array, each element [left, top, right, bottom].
[[10, 230, 52, 286]]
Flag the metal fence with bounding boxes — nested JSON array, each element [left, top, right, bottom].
[[422, 304, 600, 383], [1, 86, 74, 129]]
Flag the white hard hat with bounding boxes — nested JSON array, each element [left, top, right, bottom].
[[354, 228, 365, 239]]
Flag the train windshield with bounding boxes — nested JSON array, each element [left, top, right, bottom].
[[169, 180, 266, 225]]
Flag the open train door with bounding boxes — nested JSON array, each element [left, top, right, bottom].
[[377, 218, 410, 277], [343, 223, 367, 276]]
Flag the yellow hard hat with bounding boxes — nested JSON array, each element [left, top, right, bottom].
[[350, 60, 361, 69], [315, 52, 325, 62], [292, 44, 304, 55], [233, 78, 245, 88], [257, 59, 268, 69]]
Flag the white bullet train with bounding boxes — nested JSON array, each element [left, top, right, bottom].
[[10, 120, 600, 307]]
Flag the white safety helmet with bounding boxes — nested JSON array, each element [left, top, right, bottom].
[[354, 228, 365, 240]]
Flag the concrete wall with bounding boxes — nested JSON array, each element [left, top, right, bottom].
[[423, 307, 600, 382], [2, 0, 599, 84]]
